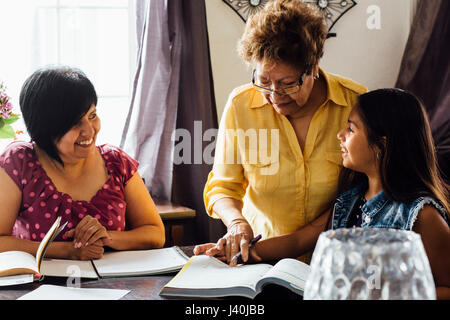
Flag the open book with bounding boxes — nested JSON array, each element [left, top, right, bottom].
[[0, 216, 67, 279], [38, 246, 189, 279], [160, 255, 311, 299]]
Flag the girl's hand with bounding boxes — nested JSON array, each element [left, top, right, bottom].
[[248, 244, 263, 264], [64, 215, 112, 248]]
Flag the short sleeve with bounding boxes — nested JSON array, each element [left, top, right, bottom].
[[0, 141, 30, 190], [408, 196, 449, 229], [100, 144, 139, 186], [116, 147, 139, 185]]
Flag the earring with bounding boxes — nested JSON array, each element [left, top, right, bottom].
[[376, 153, 381, 160], [314, 73, 320, 80]]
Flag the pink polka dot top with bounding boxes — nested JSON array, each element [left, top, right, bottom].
[[0, 141, 139, 242]]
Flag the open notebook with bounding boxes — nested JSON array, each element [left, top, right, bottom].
[[160, 255, 311, 299], [39, 246, 189, 279]]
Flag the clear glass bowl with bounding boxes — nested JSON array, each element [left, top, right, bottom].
[[304, 228, 436, 300]]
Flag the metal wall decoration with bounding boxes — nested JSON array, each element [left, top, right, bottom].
[[222, 0, 357, 38], [222, 0, 270, 23], [303, 0, 357, 37]]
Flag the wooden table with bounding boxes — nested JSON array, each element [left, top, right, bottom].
[[0, 246, 196, 300], [0, 246, 300, 301], [154, 199, 196, 247]]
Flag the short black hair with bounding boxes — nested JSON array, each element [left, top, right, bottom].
[[19, 66, 97, 164]]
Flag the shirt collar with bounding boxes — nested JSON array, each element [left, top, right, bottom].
[[320, 68, 348, 107], [249, 67, 348, 109]]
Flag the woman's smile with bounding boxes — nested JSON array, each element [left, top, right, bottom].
[[340, 143, 349, 157], [75, 137, 94, 148]]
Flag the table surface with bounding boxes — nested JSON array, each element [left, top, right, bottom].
[[0, 246, 300, 300], [0, 246, 196, 300], [1, 201, 197, 300], [154, 198, 196, 220]]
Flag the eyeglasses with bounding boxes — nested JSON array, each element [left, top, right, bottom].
[[252, 69, 308, 96]]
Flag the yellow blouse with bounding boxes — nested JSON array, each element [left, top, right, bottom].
[[204, 69, 367, 262]]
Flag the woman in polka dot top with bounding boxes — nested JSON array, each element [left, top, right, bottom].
[[0, 66, 165, 260]]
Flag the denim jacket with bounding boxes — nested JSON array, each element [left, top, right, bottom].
[[332, 184, 449, 230]]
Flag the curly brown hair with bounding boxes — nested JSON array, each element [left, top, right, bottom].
[[238, 0, 327, 74]]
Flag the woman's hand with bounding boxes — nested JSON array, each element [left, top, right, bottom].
[[64, 215, 112, 249], [193, 242, 227, 262], [194, 235, 262, 266], [223, 219, 254, 266], [68, 239, 105, 260], [195, 219, 254, 266]]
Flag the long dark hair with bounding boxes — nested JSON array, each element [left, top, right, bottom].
[[338, 88, 449, 218]]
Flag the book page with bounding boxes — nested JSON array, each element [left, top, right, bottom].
[[17, 284, 130, 300], [93, 246, 189, 277], [259, 258, 310, 293], [40, 259, 98, 279], [166, 255, 272, 291], [0, 251, 38, 277], [35, 216, 63, 271]]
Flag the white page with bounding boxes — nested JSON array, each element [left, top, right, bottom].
[[166, 255, 272, 290], [93, 247, 188, 276], [261, 258, 310, 291], [0, 251, 37, 275], [40, 259, 98, 279], [0, 274, 34, 287], [17, 285, 130, 300]]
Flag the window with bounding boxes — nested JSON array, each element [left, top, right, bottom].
[[0, 0, 136, 151]]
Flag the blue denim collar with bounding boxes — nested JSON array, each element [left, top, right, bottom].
[[334, 183, 389, 226], [361, 189, 389, 217]]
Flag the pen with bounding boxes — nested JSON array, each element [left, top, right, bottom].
[[230, 234, 262, 264]]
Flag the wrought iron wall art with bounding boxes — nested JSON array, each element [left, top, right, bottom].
[[222, 0, 357, 38], [222, 0, 270, 23]]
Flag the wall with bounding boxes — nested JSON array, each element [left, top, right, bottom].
[[205, 0, 418, 121]]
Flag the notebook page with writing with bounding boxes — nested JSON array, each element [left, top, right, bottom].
[[92, 246, 189, 277]]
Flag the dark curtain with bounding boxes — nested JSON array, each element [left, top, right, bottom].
[[396, 0, 450, 186], [171, 0, 227, 244]]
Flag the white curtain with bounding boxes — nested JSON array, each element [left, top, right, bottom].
[[120, 0, 182, 200]]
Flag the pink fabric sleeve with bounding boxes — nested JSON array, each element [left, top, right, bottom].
[[0, 141, 29, 190]]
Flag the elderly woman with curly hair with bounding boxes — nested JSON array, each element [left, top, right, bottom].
[[195, 0, 367, 265]]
